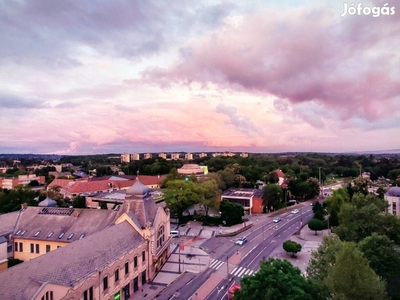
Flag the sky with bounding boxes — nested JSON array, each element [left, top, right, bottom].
[[1, 0, 400, 155]]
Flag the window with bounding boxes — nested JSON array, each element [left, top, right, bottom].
[[19, 242, 23, 252], [57, 246, 61, 249], [157, 226, 165, 248], [115, 268, 119, 282], [34, 231, 41, 237], [67, 233, 74, 240], [125, 262, 129, 275], [134, 256, 138, 268], [20, 230, 27, 236], [14, 242, 18, 252], [47, 232, 54, 238], [41, 291, 53, 300], [79, 234, 85, 240], [83, 286, 94, 300], [142, 251, 146, 262], [30, 243, 34, 253], [103, 276, 108, 291], [36, 244, 40, 254], [58, 233, 65, 239], [46, 245, 51, 252]]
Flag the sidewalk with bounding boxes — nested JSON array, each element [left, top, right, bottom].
[[271, 226, 328, 274]]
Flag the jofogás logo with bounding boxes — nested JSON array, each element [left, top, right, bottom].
[[341, 2, 395, 17]]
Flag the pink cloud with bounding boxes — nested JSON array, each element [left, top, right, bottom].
[[140, 6, 400, 126]]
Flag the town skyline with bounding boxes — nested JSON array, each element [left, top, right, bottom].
[[1, 0, 399, 155]]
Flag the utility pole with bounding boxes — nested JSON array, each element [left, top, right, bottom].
[[318, 167, 322, 199]]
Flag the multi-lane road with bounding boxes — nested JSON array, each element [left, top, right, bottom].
[[157, 203, 314, 300]]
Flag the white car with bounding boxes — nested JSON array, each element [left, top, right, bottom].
[[273, 217, 282, 223], [291, 209, 299, 214], [235, 237, 247, 245]]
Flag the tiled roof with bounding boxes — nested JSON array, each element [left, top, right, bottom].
[[12, 207, 119, 242], [0, 211, 20, 237], [0, 221, 145, 300], [276, 169, 285, 178], [47, 178, 75, 190]]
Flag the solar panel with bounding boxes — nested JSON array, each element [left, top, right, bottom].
[[39, 207, 75, 216]]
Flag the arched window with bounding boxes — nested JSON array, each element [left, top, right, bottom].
[[157, 226, 165, 248]]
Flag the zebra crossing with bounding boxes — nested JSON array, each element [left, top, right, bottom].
[[209, 259, 256, 278], [230, 266, 255, 278], [209, 258, 225, 270]]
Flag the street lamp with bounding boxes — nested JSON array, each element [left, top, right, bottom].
[[178, 235, 181, 272], [318, 167, 322, 199], [324, 209, 330, 234]]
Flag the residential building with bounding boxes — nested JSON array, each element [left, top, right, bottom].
[[198, 152, 208, 158], [171, 153, 180, 160], [0, 177, 171, 299], [47, 175, 164, 198], [221, 188, 263, 214], [131, 153, 140, 161], [385, 186, 400, 216], [121, 152, 131, 163], [0, 221, 149, 300], [144, 153, 153, 159], [0, 174, 45, 190], [185, 153, 193, 160], [158, 152, 167, 159], [240, 152, 249, 158]]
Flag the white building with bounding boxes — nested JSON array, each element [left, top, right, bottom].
[[171, 153, 180, 160], [131, 153, 140, 161], [185, 153, 193, 160], [385, 186, 400, 216], [121, 153, 130, 163]]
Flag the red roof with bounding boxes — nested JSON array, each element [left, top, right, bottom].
[[276, 169, 285, 178]]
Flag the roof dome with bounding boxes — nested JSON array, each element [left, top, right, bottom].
[[126, 177, 150, 198], [38, 197, 58, 207], [387, 186, 400, 197]]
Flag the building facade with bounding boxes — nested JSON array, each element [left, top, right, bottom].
[[221, 188, 263, 214], [385, 186, 400, 216]]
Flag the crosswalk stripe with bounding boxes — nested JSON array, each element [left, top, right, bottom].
[[209, 259, 217, 268], [244, 269, 251, 275], [237, 268, 246, 277], [214, 261, 224, 270]]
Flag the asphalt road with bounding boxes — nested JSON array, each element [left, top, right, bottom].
[[157, 204, 314, 300]]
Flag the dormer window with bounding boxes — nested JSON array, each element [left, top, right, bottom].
[[34, 231, 40, 237], [58, 233, 65, 239]]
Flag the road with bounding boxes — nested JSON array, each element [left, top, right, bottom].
[[157, 204, 314, 300]]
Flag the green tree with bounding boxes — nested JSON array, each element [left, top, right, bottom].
[[163, 179, 200, 223], [197, 179, 220, 222], [234, 258, 328, 300], [282, 240, 302, 258], [262, 184, 283, 211], [324, 188, 350, 227], [358, 233, 400, 299], [308, 219, 325, 235], [312, 201, 325, 221], [325, 242, 388, 300], [72, 195, 86, 208], [352, 176, 371, 196], [219, 200, 244, 226], [334, 193, 399, 244], [307, 234, 344, 283], [0, 185, 36, 213]]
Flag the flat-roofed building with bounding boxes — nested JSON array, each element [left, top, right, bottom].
[[131, 153, 140, 161], [171, 153, 180, 160], [158, 152, 167, 159], [198, 152, 208, 158], [144, 153, 152, 159], [177, 164, 205, 177], [185, 153, 193, 160], [385, 186, 400, 216], [121, 152, 131, 163], [221, 188, 263, 214]]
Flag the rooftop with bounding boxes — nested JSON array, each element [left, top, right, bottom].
[[0, 221, 145, 300]]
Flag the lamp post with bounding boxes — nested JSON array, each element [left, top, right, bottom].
[[226, 255, 230, 289], [318, 167, 322, 199], [324, 209, 330, 234]]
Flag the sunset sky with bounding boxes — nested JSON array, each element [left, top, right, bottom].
[[1, 0, 399, 154]]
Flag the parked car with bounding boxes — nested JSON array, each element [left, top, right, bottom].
[[291, 209, 299, 214], [235, 237, 247, 245], [273, 217, 282, 223], [170, 230, 180, 238]]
